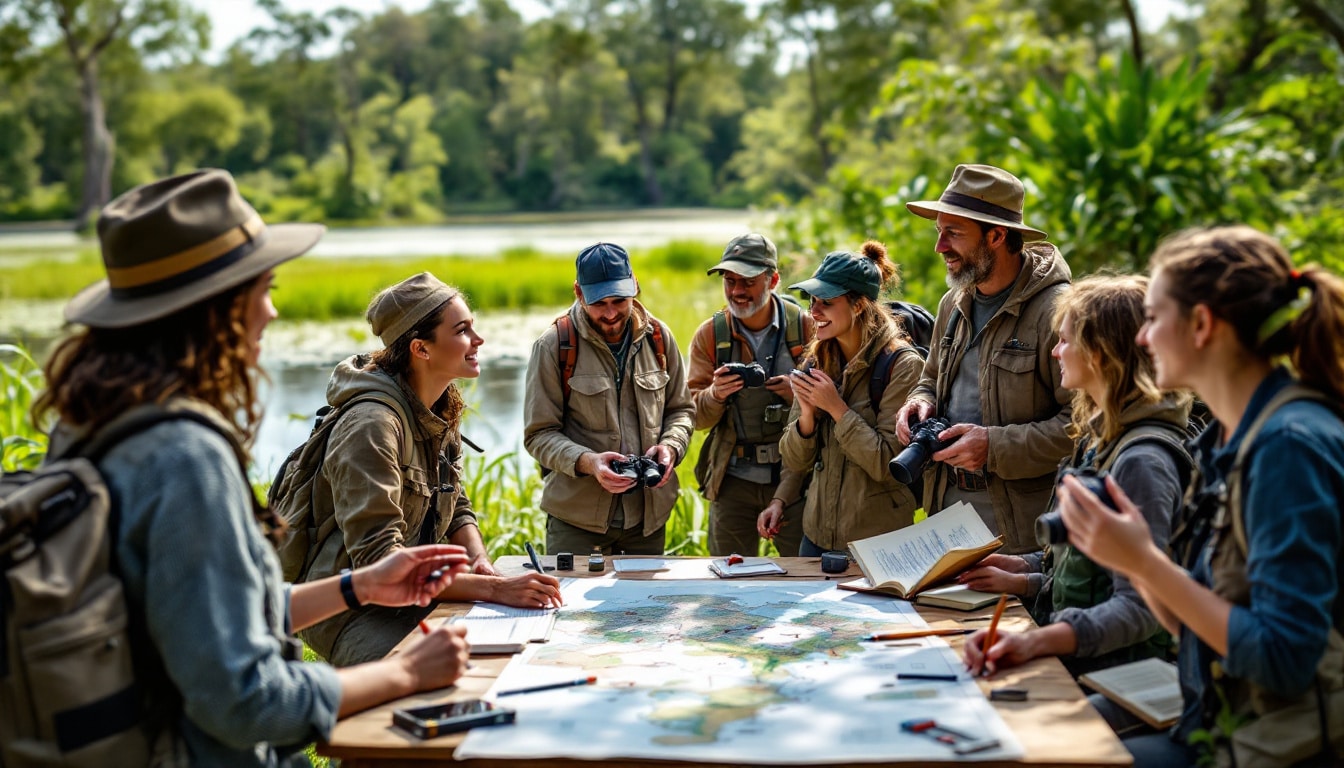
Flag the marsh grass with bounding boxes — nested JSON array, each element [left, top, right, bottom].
[[0, 344, 48, 471]]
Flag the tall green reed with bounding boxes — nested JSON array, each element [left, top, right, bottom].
[[1, 344, 48, 471]]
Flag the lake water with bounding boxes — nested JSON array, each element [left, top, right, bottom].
[[0, 211, 754, 470]]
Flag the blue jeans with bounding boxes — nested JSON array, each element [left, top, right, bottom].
[[1122, 732, 1195, 767], [799, 534, 826, 558]]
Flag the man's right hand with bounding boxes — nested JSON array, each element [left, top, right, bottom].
[[579, 451, 638, 494], [894, 400, 935, 445], [710, 365, 745, 403]]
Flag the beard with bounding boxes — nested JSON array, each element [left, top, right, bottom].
[[945, 237, 996, 291], [726, 291, 772, 320]]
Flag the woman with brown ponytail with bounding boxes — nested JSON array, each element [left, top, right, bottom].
[[1058, 226, 1344, 767], [762, 242, 922, 557]]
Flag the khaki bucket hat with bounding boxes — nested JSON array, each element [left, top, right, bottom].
[[65, 168, 325, 328], [906, 164, 1047, 241]]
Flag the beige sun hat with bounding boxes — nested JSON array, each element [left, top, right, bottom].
[[905, 164, 1048, 241], [65, 168, 325, 328]]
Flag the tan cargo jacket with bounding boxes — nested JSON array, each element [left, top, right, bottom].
[[907, 243, 1073, 553], [778, 324, 922, 551], [686, 296, 816, 502], [523, 301, 694, 535]]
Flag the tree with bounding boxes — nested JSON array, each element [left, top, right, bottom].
[[0, 0, 206, 228]]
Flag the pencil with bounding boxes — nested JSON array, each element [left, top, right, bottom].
[[418, 620, 431, 635], [981, 594, 1010, 676], [865, 628, 974, 641], [496, 676, 597, 697]]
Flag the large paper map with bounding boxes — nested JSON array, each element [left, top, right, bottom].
[[456, 579, 1023, 763]]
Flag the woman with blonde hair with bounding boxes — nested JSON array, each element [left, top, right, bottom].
[[32, 170, 471, 767], [1059, 226, 1344, 766], [760, 242, 921, 556], [961, 275, 1191, 688]]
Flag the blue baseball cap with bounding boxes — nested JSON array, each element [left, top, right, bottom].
[[576, 242, 638, 303], [789, 250, 881, 300]]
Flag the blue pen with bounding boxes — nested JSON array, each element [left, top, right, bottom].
[[525, 541, 545, 573]]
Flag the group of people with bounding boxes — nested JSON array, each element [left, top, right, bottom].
[[18, 160, 1344, 767]]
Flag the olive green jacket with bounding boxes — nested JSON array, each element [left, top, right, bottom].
[[523, 301, 695, 535], [907, 242, 1073, 554]]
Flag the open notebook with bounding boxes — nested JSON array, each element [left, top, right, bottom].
[[452, 604, 557, 655]]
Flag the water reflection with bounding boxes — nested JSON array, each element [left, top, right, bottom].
[[254, 357, 529, 478]]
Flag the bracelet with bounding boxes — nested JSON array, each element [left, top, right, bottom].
[[339, 568, 361, 610]]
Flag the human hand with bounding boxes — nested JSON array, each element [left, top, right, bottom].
[[401, 621, 471, 691], [931, 423, 989, 470], [957, 565, 1027, 595], [764, 375, 794, 404], [710, 365, 745, 403], [645, 444, 675, 488], [963, 628, 1036, 677], [582, 451, 638, 494], [490, 572, 564, 610], [895, 400, 934, 445], [469, 551, 500, 576], [357, 545, 470, 608], [757, 500, 785, 539], [1058, 474, 1160, 577], [791, 368, 846, 420]]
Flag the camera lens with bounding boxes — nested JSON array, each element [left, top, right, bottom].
[[889, 443, 931, 485], [1035, 511, 1068, 547]]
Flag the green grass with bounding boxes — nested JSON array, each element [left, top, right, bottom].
[[0, 344, 49, 472]]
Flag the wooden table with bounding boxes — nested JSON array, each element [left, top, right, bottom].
[[320, 556, 1132, 767]]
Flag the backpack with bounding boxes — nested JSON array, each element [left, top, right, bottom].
[[270, 392, 415, 583], [709, 294, 807, 368], [884, 300, 936, 357], [1, 405, 245, 767], [555, 313, 667, 412]]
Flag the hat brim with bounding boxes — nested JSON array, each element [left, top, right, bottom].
[[787, 278, 847, 300], [65, 222, 326, 329], [579, 277, 638, 304], [905, 201, 1048, 241], [707, 259, 770, 278]]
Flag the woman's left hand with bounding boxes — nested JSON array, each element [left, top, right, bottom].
[[470, 551, 501, 576], [792, 369, 847, 420], [1057, 474, 1158, 577], [358, 545, 471, 608]]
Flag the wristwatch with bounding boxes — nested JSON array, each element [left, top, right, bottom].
[[339, 568, 362, 610]]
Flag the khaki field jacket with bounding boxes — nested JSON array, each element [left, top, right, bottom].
[[523, 301, 694, 535], [908, 243, 1073, 553]]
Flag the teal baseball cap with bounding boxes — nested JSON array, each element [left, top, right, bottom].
[[789, 250, 881, 301]]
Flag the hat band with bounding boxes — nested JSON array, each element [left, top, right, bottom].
[[939, 192, 1023, 224], [106, 214, 265, 292], [109, 217, 267, 300]]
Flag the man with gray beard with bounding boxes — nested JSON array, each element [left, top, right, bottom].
[[687, 234, 815, 556], [895, 165, 1073, 555]]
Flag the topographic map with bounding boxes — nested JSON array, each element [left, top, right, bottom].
[[455, 579, 1023, 763]]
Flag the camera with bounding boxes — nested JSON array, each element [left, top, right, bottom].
[[1035, 468, 1116, 546], [608, 455, 667, 494], [722, 361, 767, 388], [790, 360, 814, 377], [888, 417, 952, 485]]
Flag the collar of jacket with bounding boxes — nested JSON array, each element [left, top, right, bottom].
[[568, 298, 654, 348], [952, 241, 1071, 320]]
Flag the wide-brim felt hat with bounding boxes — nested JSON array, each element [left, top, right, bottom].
[[65, 168, 325, 328], [906, 164, 1047, 241]]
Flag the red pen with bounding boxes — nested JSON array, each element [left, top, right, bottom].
[[418, 620, 431, 635]]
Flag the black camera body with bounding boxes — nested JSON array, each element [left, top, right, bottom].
[[1035, 467, 1116, 546], [722, 361, 767, 388], [608, 455, 667, 494], [889, 417, 952, 486]]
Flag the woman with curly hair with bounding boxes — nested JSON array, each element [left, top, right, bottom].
[[34, 170, 471, 767], [761, 242, 922, 556]]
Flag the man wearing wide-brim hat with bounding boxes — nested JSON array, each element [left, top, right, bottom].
[[894, 164, 1074, 554]]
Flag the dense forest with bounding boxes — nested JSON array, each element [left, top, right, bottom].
[[1, 0, 1342, 285]]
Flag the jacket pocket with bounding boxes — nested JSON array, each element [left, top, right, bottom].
[[989, 348, 1043, 419], [569, 375, 612, 432], [633, 370, 670, 439]]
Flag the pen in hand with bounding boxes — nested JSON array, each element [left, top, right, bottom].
[[979, 594, 1010, 677], [525, 541, 546, 573]]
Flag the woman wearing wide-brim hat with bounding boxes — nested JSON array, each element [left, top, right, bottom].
[[763, 241, 922, 556], [33, 169, 473, 767]]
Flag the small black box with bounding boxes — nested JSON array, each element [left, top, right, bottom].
[[821, 551, 849, 573], [555, 552, 574, 570]]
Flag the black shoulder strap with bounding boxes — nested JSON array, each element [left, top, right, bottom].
[[869, 345, 922, 412], [712, 309, 732, 368]]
